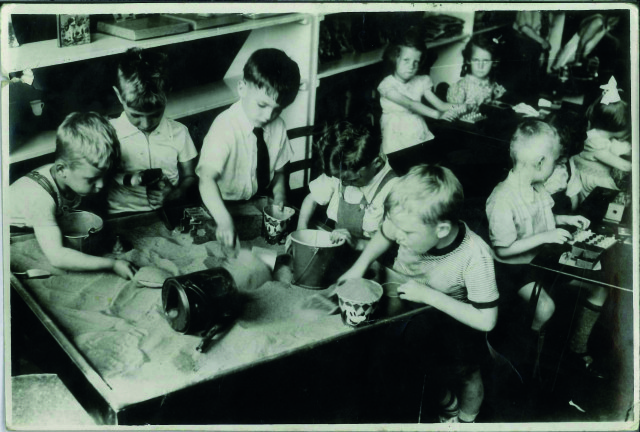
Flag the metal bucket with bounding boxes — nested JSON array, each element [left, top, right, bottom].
[[288, 229, 345, 290], [57, 211, 104, 255]]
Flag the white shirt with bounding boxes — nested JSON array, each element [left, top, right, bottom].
[[308, 163, 398, 237], [196, 101, 292, 201], [108, 113, 197, 214], [10, 164, 81, 227]]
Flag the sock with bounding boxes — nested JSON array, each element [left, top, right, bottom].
[[438, 389, 459, 420], [568, 301, 602, 355], [458, 409, 479, 423]]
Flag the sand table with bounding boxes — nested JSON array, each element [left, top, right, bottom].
[[10, 218, 353, 410]]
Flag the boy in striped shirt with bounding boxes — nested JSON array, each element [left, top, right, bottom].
[[339, 164, 499, 423]]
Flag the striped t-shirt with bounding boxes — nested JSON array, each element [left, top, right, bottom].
[[392, 222, 500, 309]]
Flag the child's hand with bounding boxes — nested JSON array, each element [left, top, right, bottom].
[[215, 216, 236, 248], [272, 193, 286, 212], [147, 178, 174, 207], [440, 109, 457, 122], [564, 215, 590, 230], [337, 265, 367, 286], [397, 279, 433, 304], [543, 228, 572, 245], [331, 228, 352, 246], [113, 259, 136, 280]]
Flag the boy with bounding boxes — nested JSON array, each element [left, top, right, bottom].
[[297, 121, 397, 250], [197, 48, 301, 247], [486, 120, 590, 373], [339, 165, 499, 423], [109, 48, 198, 214], [9, 112, 136, 279]]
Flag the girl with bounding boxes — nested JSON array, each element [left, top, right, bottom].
[[378, 28, 462, 175], [569, 76, 631, 204], [447, 34, 506, 109]]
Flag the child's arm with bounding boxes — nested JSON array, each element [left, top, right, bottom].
[[148, 160, 197, 207], [271, 169, 287, 211], [555, 214, 590, 229], [382, 88, 444, 120], [297, 193, 318, 230], [337, 228, 393, 283], [34, 225, 135, 279], [198, 167, 236, 247], [495, 229, 572, 259], [423, 88, 461, 113], [399, 281, 498, 331], [593, 150, 632, 172]]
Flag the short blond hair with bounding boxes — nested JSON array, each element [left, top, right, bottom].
[[55, 112, 120, 170], [384, 164, 464, 225], [510, 119, 560, 167]]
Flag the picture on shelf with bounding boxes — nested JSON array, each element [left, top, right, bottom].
[[56, 15, 90, 47]]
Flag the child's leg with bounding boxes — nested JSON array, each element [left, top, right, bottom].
[[517, 282, 556, 331], [437, 387, 460, 422], [457, 370, 484, 423]]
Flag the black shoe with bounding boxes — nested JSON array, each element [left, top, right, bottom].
[[566, 352, 606, 379]]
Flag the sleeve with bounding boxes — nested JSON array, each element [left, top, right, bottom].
[[565, 157, 583, 198], [177, 123, 198, 163], [583, 133, 609, 153], [447, 79, 467, 104], [377, 76, 396, 98], [486, 191, 518, 248], [464, 241, 500, 308], [308, 174, 338, 206], [273, 119, 292, 171], [421, 75, 433, 95], [195, 118, 231, 178]]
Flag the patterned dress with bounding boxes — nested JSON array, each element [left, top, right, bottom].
[[447, 75, 506, 107]]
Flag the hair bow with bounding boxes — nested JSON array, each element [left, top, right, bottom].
[[600, 76, 621, 105]]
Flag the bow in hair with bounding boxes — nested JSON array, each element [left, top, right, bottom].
[[600, 76, 621, 105]]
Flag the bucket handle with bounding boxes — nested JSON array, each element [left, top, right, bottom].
[[291, 247, 319, 286]]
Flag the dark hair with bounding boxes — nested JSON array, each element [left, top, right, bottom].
[[382, 26, 428, 75], [585, 92, 629, 133], [460, 34, 500, 78], [243, 48, 301, 108], [116, 48, 169, 112], [548, 110, 587, 157], [316, 121, 382, 175]]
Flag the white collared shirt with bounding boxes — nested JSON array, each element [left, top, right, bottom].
[[108, 112, 197, 214], [196, 101, 292, 201]]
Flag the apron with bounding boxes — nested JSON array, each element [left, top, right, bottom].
[[336, 170, 397, 239]]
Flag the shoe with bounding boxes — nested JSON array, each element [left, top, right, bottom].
[[567, 352, 606, 379], [439, 414, 459, 423]]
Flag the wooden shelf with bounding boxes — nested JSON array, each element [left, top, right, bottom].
[[9, 76, 242, 164], [425, 33, 470, 49], [2, 13, 307, 73], [318, 47, 384, 79], [472, 23, 510, 35]]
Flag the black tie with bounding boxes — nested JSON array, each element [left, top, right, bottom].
[[253, 127, 270, 194]]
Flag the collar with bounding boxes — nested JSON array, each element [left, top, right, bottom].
[[231, 101, 256, 138], [114, 111, 170, 140], [467, 74, 492, 88], [427, 221, 466, 256]]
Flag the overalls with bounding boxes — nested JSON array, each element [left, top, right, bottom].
[[25, 170, 77, 217], [336, 170, 397, 239]]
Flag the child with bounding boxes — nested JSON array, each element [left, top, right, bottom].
[[297, 121, 398, 250], [378, 28, 462, 175], [486, 120, 589, 371], [569, 76, 631, 204], [447, 34, 507, 109], [197, 48, 300, 247], [9, 112, 136, 279], [108, 48, 198, 214], [339, 165, 499, 423]]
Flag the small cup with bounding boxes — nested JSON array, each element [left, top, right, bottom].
[[262, 205, 295, 245], [30, 100, 44, 116], [336, 279, 383, 327]]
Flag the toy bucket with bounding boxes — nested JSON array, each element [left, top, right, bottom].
[[57, 211, 104, 254], [288, 229, 345, 289], [262, 205, 296, 245]]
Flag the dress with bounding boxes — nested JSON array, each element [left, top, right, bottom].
[[378, 74, 435, 154], [446, 75, 506, 107], [570, 129, 631, 201]]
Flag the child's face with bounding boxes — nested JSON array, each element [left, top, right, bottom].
[[469, 45, 493, 80], [332, 158, 381, 188], [122, 103, 165, 134], [394, 46, 422, 83], [534, 139, 562, 183], [60, 159, 107, 196], [239, 81, 282, 128], [384, 211, 446, 255]]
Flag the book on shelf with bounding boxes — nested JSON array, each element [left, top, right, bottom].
[[97, 16, 190, 41], [162, 13, 243, 30], [56, 15, 91, 47]]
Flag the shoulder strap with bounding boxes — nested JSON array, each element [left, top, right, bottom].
[[25, 170, 59, 208], [370, 170, 398, 202]]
